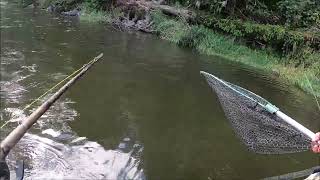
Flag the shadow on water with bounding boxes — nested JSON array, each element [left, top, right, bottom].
[[0, 1, 319, 179]]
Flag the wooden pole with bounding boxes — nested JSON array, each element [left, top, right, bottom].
[[0, 53, 103, 161]]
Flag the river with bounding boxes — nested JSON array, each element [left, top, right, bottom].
[[0, 1, 319, 179]]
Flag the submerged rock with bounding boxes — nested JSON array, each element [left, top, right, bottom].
[[46, 4, 55, 12]]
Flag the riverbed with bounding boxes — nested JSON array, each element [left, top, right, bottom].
[[0, 1, 319, 179]]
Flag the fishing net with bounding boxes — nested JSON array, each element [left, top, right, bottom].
[[201, 71, 311, 154]]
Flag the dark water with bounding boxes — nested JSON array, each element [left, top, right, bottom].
[[1, 1, 319, 179]]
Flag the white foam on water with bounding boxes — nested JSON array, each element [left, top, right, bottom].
[[42, 129, 62, 138], [8, 133, 145, 180], [0, 81, 28, 104], [0, 1, 7, 6], [3, 107, 26, 123], [21, 64, 38, 73], [0, 25, 13, 29]]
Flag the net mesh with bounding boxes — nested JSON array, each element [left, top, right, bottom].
[[201, 72, 311, 154]]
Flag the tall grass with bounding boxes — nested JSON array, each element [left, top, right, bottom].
[[79, 3, 112, 23], [151, 11, 320, 97], [151, 11, 189, 43]]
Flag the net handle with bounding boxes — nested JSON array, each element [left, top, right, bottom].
[[200, 71, 316, 140], [276, 111, 315, 140]]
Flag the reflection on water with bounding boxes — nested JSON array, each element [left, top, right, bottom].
[[1, 1, 319, 180]]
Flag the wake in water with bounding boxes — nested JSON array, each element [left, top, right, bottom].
[[7, 132, 145, 179]]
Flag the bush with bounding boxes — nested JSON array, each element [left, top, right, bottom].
[[151, 11, 188, 43], [178, 26, 207, 48], [277, 0, 320, 27], [83, 0, 117, 11], [83, 0, 106, 10], [197, 14, 319, 58], [80, 3, 111, 23]]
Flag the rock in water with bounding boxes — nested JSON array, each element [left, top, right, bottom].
[[46, 4, 55, 12], [61, 9, 80, 16]]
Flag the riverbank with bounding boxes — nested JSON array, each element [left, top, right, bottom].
[[78, 7, 320, 97], [149, 11, 320, 97], [27, 0, 320, 97]]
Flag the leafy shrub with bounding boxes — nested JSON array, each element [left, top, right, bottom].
[[277, 0, 320, 27], [178, 26, 207, 48], [286, 47, 320, 68], [151, 11, 188, 42], [44, 0, 83, 12], [84, 0, 102, 10], [197, 14, 319, 56], [80, 3, 111, 23], [83, 0, 112, 11]]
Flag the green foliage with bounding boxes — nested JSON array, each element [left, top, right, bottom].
[[286, 47, 320, 68], [198, 14, 319, 60], [245, 0, 275, 21], [151, 11, 188, 43], [83, 0, 106, 10], [80, 3, 111, 23], [21, 0, 57, 7], [41, 0, 57, 8], [20, 0, 33, 7], [44, 0, 83, 12], [203, 0, 225, 14], [277, 0, 320, 27], [178, 26, 207, 48], [167, 0, 319, 29], [79, 2, 125, 23]]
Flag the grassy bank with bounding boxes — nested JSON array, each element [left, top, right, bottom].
[[78, 4, 112, 23], [78, 7, 320, 97], [151, 11, 320, 97]]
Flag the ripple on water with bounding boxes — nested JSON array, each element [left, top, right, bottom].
[[2, 107, 26, 123], [21, 64, 38, 73], [1, 49, 25, 63], [0, 1, 7, 5], [0, 25, 13, 29], [26, 98, 78, 132], [0, 81, 27, 104], [7, 133, 145, 180], [50, 72, 69, 81]]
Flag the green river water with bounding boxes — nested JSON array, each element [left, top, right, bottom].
[[0, 1, 319, 179]]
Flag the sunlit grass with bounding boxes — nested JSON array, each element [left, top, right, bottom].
[[80, 4, 111, 23], [151, 11, 189, 43]]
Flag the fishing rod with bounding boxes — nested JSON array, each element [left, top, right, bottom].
[[0, 53, 103, 180]]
